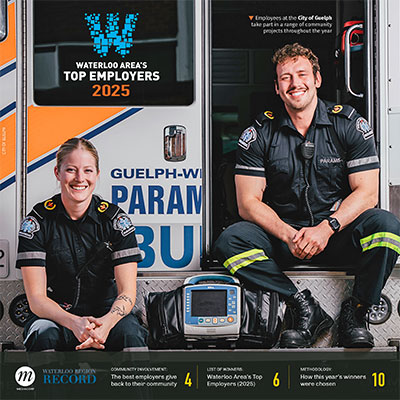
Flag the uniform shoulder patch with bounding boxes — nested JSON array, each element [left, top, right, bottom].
[[327, 104, 356, 120], [33, 197, 58, 219], [331, 105, 343, 114], [19, 216, 40, 239], [356, 117, 374, 140], [96, 199, 119, 219], [113, 213, 135, 237], [97, 201, 109, 213], [238, 126, 257, 150], [255, 110, 275, 126], [44, 199, 56, 211], [263, 110, 274, 120]]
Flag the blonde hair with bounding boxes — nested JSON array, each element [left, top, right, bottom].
[[272, 43, 320, 78], [56, 138, 99, 171]]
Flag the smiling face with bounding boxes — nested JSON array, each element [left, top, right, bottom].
[[55, 147, 99, 211], [275, 56, 321, 114]]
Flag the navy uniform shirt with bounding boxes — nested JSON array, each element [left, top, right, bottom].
[[235, 99, 380, 226], [16, 194, 142, 314]]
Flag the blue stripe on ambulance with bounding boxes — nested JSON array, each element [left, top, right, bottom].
[[0, 101, 16, 119], [0, 62, 16, 78], [0, 107, 143, 191]]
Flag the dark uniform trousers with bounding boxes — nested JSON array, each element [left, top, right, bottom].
[[23, 312, 148, 351], [214, 208, 400, 306], [23, 296, 148, 351]]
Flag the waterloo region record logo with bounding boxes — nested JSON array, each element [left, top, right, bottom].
[[15, 366, 36, 387]]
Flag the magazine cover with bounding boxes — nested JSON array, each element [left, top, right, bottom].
[[0, 0, 399, 399]]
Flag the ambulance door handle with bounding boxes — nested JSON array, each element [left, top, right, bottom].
[[0, 0, 7, 42], [0, 240, 9, 279], [344, 23, 364, 99], [164, 125, 186, 162]]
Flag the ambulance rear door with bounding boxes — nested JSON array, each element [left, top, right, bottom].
[[25, 0, 204, 272]]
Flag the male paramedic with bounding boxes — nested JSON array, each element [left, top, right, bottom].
[[214, 43, 400, 348]]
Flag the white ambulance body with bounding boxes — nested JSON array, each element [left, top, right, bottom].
[[0, 0, 399, 349]]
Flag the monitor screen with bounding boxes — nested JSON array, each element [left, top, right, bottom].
[[191, 290, 227, 317]]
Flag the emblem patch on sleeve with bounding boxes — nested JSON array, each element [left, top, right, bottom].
[[98, 201, 109, 213], [264, 111, 274, 119], [332, 105, 343, 113], [19, 216, 40, 239], [113, 213, 135, 237], [44, 199, 56, 210], [356, 117, 374, 140], [238, 127, 257, 150]]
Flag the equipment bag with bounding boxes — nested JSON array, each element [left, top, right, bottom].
[[145, 283, 284, 349], [146, 287, 185, 349], [238, 288, 284, 349]]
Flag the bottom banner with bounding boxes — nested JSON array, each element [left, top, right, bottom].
[[1, 350, 399, 400]]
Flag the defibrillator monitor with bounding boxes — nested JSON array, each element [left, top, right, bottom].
[[183, 275, 241, 340]]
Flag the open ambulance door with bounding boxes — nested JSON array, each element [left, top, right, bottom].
[[207, 0, 375, 262]]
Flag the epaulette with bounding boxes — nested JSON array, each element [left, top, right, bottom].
[[327, 104, 357, 120], [96, 199, 119, 220], [255, 110, 275, 126], [32, 197, 58, 219]]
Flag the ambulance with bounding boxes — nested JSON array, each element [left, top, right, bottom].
[[0, 0, 399, 349]]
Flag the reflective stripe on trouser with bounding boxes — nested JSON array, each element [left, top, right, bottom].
[[214, 210, 400, 303], [360, 232, 400, 254], [213, 221, 298, 297], [349, 209, 400, 305], [223, 249, 269, 274]]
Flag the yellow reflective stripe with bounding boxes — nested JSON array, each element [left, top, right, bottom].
[[360, 231, 400, 245], [230, 255, 269, 274], [223, 249, 268, 274], [360, 232, 400, 255], [362, 241, 400, 254], [223, 249, 262, 268]]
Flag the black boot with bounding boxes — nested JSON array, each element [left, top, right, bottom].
[[338, 297, 374, 348], [280, 289, 334, 348]]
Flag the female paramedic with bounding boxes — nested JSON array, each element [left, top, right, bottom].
[[16, 138, 148, 351]]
